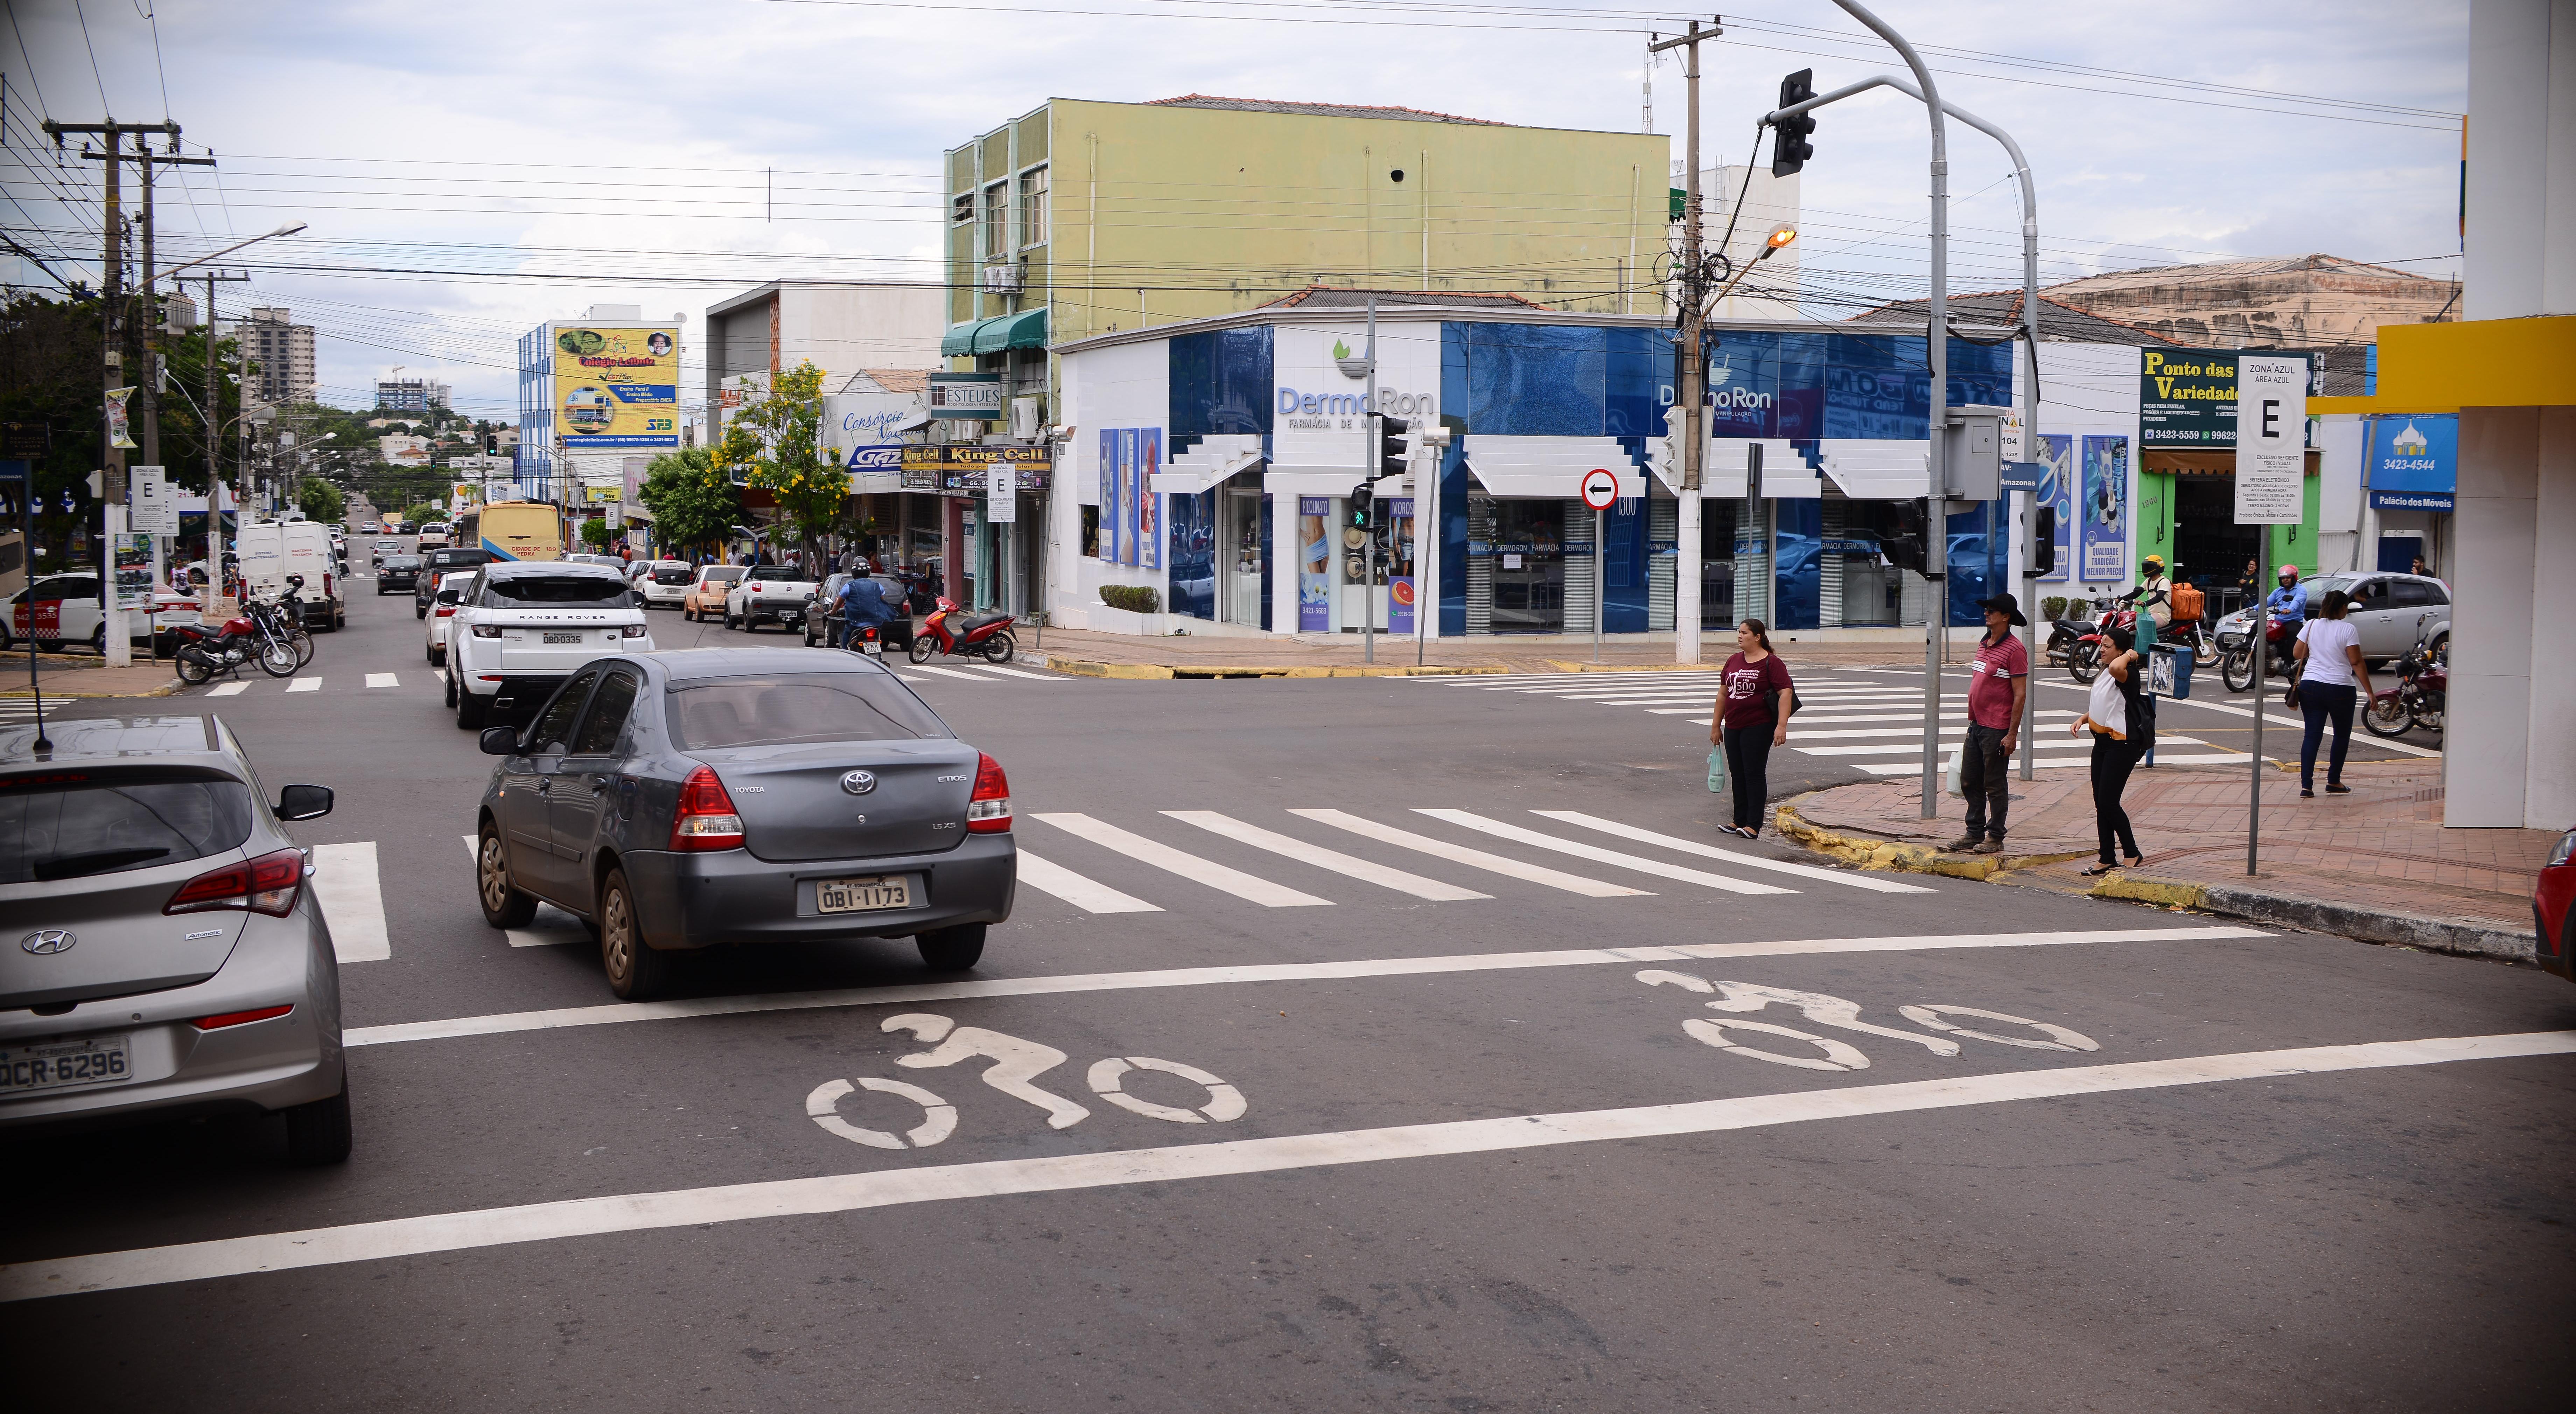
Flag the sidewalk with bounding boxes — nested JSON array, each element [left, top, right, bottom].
[[1, 660, 184, 697], [1776, 758, 2548, 963], [1036, 625, 1951, 678]]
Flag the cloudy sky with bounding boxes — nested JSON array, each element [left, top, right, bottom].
[[2, 0, 2468, 420]]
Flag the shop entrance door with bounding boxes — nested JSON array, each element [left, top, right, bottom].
[[2172, 475, 2260, 600], [1222, 484, 1266, 627], [1465, 492, 1568, 633]]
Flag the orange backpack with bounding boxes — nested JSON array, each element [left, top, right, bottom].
[[2170, 581, 2205, 622]]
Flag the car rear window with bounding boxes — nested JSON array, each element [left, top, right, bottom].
[[667, 675, 949, 750], [743, 566, 804, 582], [0, 770, 254, 884], [483, 575, 636, 606], [701, 566, 746, 582]]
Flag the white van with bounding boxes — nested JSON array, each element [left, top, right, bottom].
[[235, 520, 348, 631]]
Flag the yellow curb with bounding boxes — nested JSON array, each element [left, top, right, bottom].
[[1771, 804, 2092, 881], [1, 678, 185, 698], [2085, 873, 2209, 907], [1041, 657, 1501, 681], [1043, 658, 1173, 679], [1548, 661, 1723, 673]]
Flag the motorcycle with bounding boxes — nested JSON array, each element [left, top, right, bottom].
[[2219, 613, 2298, 693], [171, 598, 302, 682], [909, 595, 1017, 665], [2064, 595, 2138, 685], [2364, 634, 2446, 738], [265, 575, 317, 669]]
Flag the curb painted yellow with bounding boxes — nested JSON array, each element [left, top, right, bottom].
[[2086, 874, 2208, 907], [1, 677, 184, 699], [1772, 804, 2093, 881], [1041, 657, 1499, 681]]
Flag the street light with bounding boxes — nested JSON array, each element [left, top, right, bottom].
[[148, 222, 308, 287], [1705, 225, 1800, 310]]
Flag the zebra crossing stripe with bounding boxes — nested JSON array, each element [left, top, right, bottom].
[[969, 665, 1062, 682], [1414, 810, 1796, 896], [1015, 850, 1162, 914], [1290, 810, 1648, 897], [1162, 810, 1491, 901], [1032, 813, 1332, 908], [366, 672, 399, 689], [285, 677, 320, 693], [1530, 811, 1938, 894], [909, 664, 993, 681], [310, 842, 391, 963], [206, 682, 248, 696]]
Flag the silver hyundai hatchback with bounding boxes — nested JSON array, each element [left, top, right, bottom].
[[0, 716, 351, 1164]]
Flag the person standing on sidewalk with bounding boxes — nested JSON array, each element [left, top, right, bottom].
[[1710, 619, 1794, 841], [2291, 588, 2373, 799], [2071, 622, 2147, 876], [1948, 593, 2029, 855]]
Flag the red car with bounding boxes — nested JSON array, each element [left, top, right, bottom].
[[2539, 828, 2576, 983]]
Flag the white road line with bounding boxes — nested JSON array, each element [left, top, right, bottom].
[[1290, 809, 1647, 897], [1532, 811, 1938, 894], [309, 842, 391, 963], [1791, 720, 2076, 741], [284, 677, 321, 693], [1163, 810, 1491, 901], [969, 665, 1062, 681], [19, 1027, 2557, 1301], [908, 664, 993, 681], [1014, 850, 1162, 914], [1414, 809, 1796, 896], [365, 672, 399, 689], [457, 833, 589, 945], [1795, 736, 2210, 758], [1032, 813, 1331, 907], [341, 925, 2265, 1049], [205, 682, 249, 697], [1853, 752, 2254, 774], [892, 673, 933, 683]]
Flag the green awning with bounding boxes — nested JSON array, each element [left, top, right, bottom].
[[942, 308, 1048, 358]]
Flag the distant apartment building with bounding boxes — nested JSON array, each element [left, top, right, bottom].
[[233, 307, 317, 406], [376, 375, 451, 413], [701, 280, 945, 423]]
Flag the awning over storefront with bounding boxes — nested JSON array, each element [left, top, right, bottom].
[[1462, 436, 1643, 500], [941, 309, 1050, 357], [1153, 433, 1263, 496], [1816, 439, 1927, 500], [1702, 438, 1811, 498]]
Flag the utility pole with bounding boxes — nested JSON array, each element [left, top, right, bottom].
[[1648, 18, 1718, 664]]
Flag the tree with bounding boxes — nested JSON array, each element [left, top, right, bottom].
[[580, 517, 615, 549], [718, 360, 844, 572], [637, 446, 740, 556], [296, 477, 343, 524], [401, 502, 439, 525]]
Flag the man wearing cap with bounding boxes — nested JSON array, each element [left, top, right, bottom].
[[1949, 592, 2030, 854]]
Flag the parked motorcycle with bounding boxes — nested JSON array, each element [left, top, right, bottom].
[[909, 595, 1018, 665], [172, 600, 302, 682], [2364, 634, 2446, 737], [2064, 596, 2138, 685]]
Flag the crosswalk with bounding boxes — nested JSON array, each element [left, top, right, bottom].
[[198, 673, 418, 697], [1419, 669, 2253, 774], [896, 662, 1065, 685]]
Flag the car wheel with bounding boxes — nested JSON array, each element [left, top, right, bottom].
[[457, 684, 489, 729], [283, 1077, 354, 1166], [916, 922, 986, 972], [444, 672, 458, 708], [416, 604, 428, 620], [477, 824, 539, 928], [597, 868, 672, 999]]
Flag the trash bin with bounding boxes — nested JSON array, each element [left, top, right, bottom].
[[2149, 642, 2194, 700]]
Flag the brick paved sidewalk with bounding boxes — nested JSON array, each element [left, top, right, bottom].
[[1, 662, 185, 697], [1036, 624, 1963, 678], [1777, 758, 2550, 963]]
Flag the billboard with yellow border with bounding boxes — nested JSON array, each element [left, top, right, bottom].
[[553, 325, 678, 449]]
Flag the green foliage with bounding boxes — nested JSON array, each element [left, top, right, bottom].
[[636, 446, 740, 554], [402, 502, 439, 525], [2041, 595, 2068, 622], [719, 361, 842, 565], [580, 517, 615, 549], [1099, 584, 1160, 614], [296, 477, 343, 525]]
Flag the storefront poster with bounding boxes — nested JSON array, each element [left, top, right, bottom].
[[1387, 497, 1415, 634], [1135, 428, 1162, 572], [2037, 433, 2074, 582], [2367, 414, 2456, 511], [554, 326, 680, 450], [1297, 496, 1331, 631], [2079, 434, 2129, 582], [1098, 430, 1124, 563], [114, 532, 155, 611]]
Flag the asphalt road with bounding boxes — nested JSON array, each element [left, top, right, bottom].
[[3, 570, 2565, 1413]]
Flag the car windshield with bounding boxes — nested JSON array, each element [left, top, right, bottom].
[[0, 771, 254, 884], [702, 566, 746, 582], [483, 575, 635, 606], [667, 675, 950, 750]]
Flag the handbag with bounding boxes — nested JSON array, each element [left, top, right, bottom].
[[1707, 745, 1727, 793]]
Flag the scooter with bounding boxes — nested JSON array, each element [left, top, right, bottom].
[[2364, 633, 2446, 737], [909, 595, 1018, 665]]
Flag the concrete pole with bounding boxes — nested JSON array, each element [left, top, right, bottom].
[[1671, 23, 1708, 663]]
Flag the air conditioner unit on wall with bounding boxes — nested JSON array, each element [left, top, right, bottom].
[[981, 260, 1021, 294]]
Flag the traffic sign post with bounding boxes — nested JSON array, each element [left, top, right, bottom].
[[2234, 354, 2307, 877], [1583, 469, 1617, 663]]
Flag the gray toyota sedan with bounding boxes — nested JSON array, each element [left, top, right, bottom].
[[472, 647, 1015, 998], [1, 716, 350, 1163]]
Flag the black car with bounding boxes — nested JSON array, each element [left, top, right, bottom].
[[471, 647, 1015, 998], [415, 546, 497, 618], [377, 555, 424, 594], [803, 572, 915, 652]]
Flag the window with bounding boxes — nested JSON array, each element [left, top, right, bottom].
[[481, 574, 636, 606], [667, 675, 950, 750], [1018, 165, 1049, 248], [0, 771, 255, 884], [529, 670, 598, 756], [952, 191, 974, 225], [981, 182, 1008, 259], [570, 671, 638, 755], [2388, 578, 2442, 609]]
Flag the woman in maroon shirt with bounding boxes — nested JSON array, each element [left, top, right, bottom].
[[1711, 619, 1795, 838]]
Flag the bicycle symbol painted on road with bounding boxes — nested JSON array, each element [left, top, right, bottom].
[[804, 1012, 1247, 1151], [1634, 971, 2098, 1072]]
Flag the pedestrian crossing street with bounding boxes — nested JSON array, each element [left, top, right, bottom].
[[1419, 670, 2254, 774]]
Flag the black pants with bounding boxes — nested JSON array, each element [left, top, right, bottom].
[[1960, 722, 2011, 841], [2089, 732, 2143, 865], [2298, 680, 2357, 789], [1722, 724, 1775, 833]]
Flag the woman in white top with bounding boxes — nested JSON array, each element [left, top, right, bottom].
[[2291, 588, 2374, 798], [2068, 622, 2147, 875]]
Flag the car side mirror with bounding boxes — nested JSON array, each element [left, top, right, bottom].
[[276, 784, 334, 821], [479, 726, 521, 756]]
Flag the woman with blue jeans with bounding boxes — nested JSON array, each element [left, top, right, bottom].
[[2292, 588, 2374, 798]]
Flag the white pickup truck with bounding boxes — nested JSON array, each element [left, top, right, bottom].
[[722, 564, 818, 633]]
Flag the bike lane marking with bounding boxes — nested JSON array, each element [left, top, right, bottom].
[[342, 926, 2269, 1049], [12, 1029, 2565, 1302]]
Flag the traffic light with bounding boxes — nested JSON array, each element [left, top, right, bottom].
[[1376, 413, 1410, 483], [1773, 69, 1818, 177], [1350, 481, 1374, 531], [1878, 500, 1928, 575], [483, 431, 499, 454], [2026, 503, 2057, 577]]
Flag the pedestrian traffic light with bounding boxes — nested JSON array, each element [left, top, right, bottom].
[[1773, 69, 1818, 177], [1376, 413, 1410, 483], [1350, 481, 1374, 531], [1878, 500, 1928, 575], [2026, 503, 2057, 577]]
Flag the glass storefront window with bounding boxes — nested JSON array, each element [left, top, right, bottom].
[[1465, 493, 1594, 633], [1819, 499, 1916, 627], [1169, 490, 1216, 620]]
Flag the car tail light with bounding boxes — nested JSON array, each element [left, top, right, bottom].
[[192, 1004, 293, 1031], [967, 752, 1011, 833], [436, 605, 456, 617], [669, 765, 744, 851], [621, 624, 649, 638], [470, 624, 501, 638], [166, 847, 307, 918]]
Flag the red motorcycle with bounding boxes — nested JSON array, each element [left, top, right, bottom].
[[2220, 613, 2298, 692], [2064, 596, 2140, 684], [170, 607, 300, 682], [909, 596, 1018, 665], [2365, 633, 2446, 737]]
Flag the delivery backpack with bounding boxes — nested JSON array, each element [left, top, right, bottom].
[[2169, 581, 2205, 623]]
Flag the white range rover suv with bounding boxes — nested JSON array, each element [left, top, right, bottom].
[[445, 560, 652, 729]]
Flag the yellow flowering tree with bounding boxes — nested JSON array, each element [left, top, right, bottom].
[[719, 360, 844, 572]]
